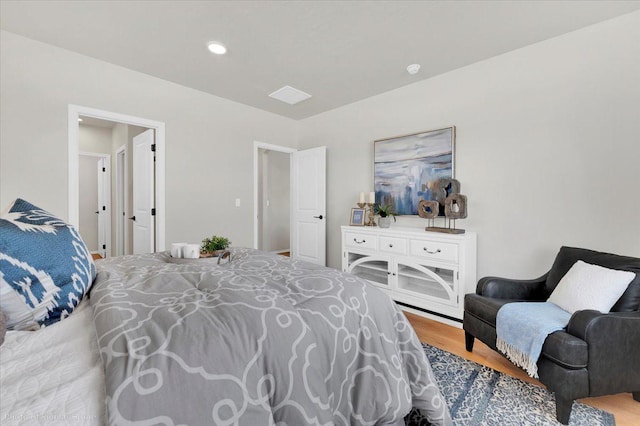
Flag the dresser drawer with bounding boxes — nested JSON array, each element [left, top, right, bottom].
[[409, 239, 458, 263], [379, 236, 407, 255], [345, 232, 377, 251]]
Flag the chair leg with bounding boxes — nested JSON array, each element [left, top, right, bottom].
[[633, 391, 640, 402], [555, 395, 573, 425], [464, 332, 474, 352]]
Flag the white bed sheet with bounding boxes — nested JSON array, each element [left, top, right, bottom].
[[0, 302, 105, 425]]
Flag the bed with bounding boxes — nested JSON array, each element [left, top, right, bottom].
[[0, 199, 451, 425]]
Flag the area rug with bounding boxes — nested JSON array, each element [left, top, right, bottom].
[[406, 344, 615, 425]]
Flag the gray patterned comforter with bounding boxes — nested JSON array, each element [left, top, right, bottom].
[[90, 249, 451, 425]]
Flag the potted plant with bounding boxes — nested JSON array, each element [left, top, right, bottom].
[[375, 204, 396, 228], [201, 235, 231, 257]]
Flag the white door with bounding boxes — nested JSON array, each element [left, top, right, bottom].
[[132, 129, 155, 254], [291, 146, 326, 265], [96, 157, 110, 258]]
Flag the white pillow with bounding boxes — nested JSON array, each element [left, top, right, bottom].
[[548, 260, 635, 314]]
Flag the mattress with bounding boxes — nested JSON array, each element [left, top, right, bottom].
[[0, 302, 105, 425]]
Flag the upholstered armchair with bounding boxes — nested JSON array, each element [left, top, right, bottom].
[[463, 246, 640, 424]]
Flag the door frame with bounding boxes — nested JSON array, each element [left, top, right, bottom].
[[115, 144, 128, 256], [252, 141, 296, 250], [78, 151, 111, 257], [68, 104, 166, 252]]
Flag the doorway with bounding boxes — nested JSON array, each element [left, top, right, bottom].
[[76, 116, 151, 257], [257, 148, 291, 255], [78, 152, 110, 258], [115, 145, 127, 256], [253, 142, 327, 265], [69, 105, 166, 255]]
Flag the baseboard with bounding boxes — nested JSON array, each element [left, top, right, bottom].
[[397, 302, 463, 329]]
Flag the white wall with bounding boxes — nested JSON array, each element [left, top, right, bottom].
[[0, 30, 297, 249], [297, 12, 640, 277]]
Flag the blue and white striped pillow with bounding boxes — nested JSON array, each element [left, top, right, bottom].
[[0, 199, 96, 330]]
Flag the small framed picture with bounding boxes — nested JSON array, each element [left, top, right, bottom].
[[350, 208, 366, 226]]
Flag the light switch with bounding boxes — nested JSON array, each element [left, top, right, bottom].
[[235, 198, 241, 207]]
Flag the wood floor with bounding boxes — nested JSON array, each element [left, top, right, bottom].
[[91, 253, 102, 260], [404, 312, 640, 426]]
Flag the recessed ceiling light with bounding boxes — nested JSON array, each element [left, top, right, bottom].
[[407, 64, 421, 75], [78, 118, 83, 122], [207, 42, 227, 55]]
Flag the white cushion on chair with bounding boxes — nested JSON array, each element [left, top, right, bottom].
[[548, 260, 635, 314]]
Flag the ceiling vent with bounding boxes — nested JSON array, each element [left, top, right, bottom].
[[269, 85, 312, 105]]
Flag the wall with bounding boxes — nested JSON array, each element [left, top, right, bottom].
[[297, 12, 640, 277], [0, 30, 297, 250]]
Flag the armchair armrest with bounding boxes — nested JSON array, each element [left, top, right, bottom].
[[566, 310, 640, 394], [476, 272, 549, 300], [567, 310, 640, 342]]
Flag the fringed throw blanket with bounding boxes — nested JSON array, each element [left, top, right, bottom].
[[496, 302, 571, 378]]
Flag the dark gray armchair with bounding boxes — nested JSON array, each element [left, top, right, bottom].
[[463, 246, 640, 424]]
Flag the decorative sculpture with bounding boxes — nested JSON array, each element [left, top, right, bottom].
[[418, 200, 439, 228], [444, 194, 467, 220], [425, 178, 467, 234], [435, 178, 461, 204]]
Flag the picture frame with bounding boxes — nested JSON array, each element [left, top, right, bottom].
[[350, 208, 366, 226], [374, 126, 455, 216]]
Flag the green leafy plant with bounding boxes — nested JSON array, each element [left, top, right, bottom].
[[201, 235, 231, 253], [375, 204, 397, 222]]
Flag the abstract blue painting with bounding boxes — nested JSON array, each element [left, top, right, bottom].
[[374, 127, 455, 215]]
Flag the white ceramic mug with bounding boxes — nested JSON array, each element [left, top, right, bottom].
[[182, 244, 201, 259], [170, 243, 187, 258]]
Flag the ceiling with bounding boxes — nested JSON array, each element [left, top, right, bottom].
[[2, 1, 639, 120]]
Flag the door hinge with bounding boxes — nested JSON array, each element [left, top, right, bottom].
[[102, 244, 106, 250], [102, 167, 106, 172], [151, 208, 156, 216], [102, 205, 106, 211], [456, 271, 459, 280], [151, 144, 156, 152]]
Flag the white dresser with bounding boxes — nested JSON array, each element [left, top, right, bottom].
[[341, 226, 477, 326]]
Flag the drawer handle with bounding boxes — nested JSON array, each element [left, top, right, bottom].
[[388, 244, 393, 248], [353, 238, 366, 244], [423, 247, 442, 254]]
